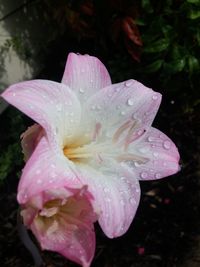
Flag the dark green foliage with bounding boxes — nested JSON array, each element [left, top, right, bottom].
[[0, 108, 26, 183]]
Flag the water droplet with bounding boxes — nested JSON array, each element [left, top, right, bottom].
[[134, 162, 141, 167], [50, 172, 57, 178], [91, 105, 96, 110], [137, 129, 143, 135], [153, 152, 159, 157], [12, 92, 16, 97], [148, 136, 154, 142], [120, 176, 126, 180], [152, 94, 158, 100], [120, 199, 125, 206], [163, 140, 171, 150], [36, 169, 41, 174], [37, 179, 42, 184], [129, 197, 136, 205], [121, 111, 126, 116], [105, 197, 111, 202], [116, 105, 121, 109], [56, 104, 62, 112], [140, 172, 148, 179], [125, 80, 133, 87], [79, 88, 84, 93], [127, 98, 134, 106], [155, 172, 161, 179], [103, 187, 109, 193], [97, 105, 101, 110]]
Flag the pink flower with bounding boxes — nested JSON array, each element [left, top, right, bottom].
[[21, 184, 97, 267], [2, 53, 180, 265]]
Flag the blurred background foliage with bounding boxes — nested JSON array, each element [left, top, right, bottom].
[[0, 0, 200, 266]]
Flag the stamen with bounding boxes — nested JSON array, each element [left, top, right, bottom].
[[113, 120, 132, 143], [93, 122, 101, 141], [124, 121, 138, 150], [117, 153, 149, 164]]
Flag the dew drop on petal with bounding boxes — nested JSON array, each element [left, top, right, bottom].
[[127, 98, 134, 106], [163, 140, 171, 149], [120, 199, 125, 206], [125, 80, 133, 87], [103, 187, 109, 193], [155, 172, 161, 179], [129, 197, 136, 205], [152, 94, 158, 100], [140, 172, 148, 179], [148, 136, 154, 142], [116, 105, 121, 109], [121, 110, 126, 116], [56, 104, 62, 112], [36, 169, 41, 175], [79, 88, 84, 93], [153, 152, 159, 157]]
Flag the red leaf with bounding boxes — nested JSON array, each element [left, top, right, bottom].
[[122, 16, 143, 46]]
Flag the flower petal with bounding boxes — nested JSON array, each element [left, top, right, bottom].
[[28, 190, 96, 267], [21, 124, 43, 161], [17, 136, 82, 204], [61, 53, 111, 103], [83, 79, 162, 143], [127, 127, 180, 180], [2, 80, 81, 149], [76, 162, 141, 238]]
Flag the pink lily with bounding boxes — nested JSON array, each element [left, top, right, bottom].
[[2, 53, 179, 264]]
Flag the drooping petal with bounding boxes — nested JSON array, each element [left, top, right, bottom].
[[24, 188, 97, 267], [2, 80, 81, 149], [83, 79, 162, 143], [17, 136, 82, 204], [21, 124, 43, 161], [32, 215, 95, 267], [76, 162, 141, 238], [61, 53, 112, 103], [126, 127, 180, 180]]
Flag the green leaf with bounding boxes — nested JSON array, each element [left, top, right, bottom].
[[188, 56, 199, 72], [164, 59, 186, 74], [142, 0, 153, 13], [143, 39, 169, 53], [188, 10, 200, 19], [187, 0, 200, 3], [143, 60, 163, 73]]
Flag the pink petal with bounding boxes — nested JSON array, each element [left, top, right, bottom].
[[76, 163, 141, 238], [61, 53, 111, 102], [17, 136, 82, 204], [2, 80, 81, 149], [23, 188, 96, 267], [83, 79, 162, 143], [21, 124, 43, 161], [127, 127, 180, 180]]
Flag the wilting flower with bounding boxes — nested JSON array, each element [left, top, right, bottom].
[[21, 185, 97, 267], [2, 53, 180, 265]]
